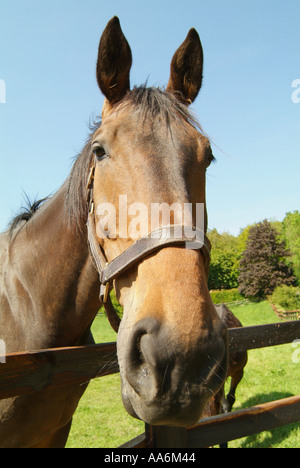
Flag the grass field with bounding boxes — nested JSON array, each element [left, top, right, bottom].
[[66, 301, 300, 448]]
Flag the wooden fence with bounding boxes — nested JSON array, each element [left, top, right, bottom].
[[1, 320, 300, 448], [270, 303, 300, 321]]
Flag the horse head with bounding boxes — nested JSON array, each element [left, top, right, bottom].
[[90, 17, 228, 427]]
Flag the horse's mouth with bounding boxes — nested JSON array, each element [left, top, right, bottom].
[[120, 376, 213, 427], [119, 340, 228, 427]]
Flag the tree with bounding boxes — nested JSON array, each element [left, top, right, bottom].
[[281, 211, 300, 285], [237, 224, 253, 256], [208, 229, 239, 290], [238, 220, 295, 300]]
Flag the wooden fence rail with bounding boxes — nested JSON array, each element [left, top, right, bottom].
[[0, 343, 118, 400], [187, 395, 300, 448], [1, 320, 300, 447], [1, 321, 300, 402], [270, 303, 300, 321], [123, 395, 300, 448]]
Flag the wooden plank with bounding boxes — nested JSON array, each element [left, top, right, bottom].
[[228, 320, 300, 353], [187, 395, 300, 448], [121, 395, 300, 449], [0, 320, 299, 401], [0, 343, 118, 400]]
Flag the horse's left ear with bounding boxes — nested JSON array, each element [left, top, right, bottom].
[[96, 17, 132, 105], [166, 28, 203, 105]]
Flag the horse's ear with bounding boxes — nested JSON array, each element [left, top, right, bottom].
[[96, 17, 132, 105], [166, 28, 203, 105]]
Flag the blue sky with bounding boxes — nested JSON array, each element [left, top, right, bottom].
[[0, 0, 299, 235]]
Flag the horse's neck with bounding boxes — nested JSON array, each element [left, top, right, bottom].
[[4, 184, 100, 351]]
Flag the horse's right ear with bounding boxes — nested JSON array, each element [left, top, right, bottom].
[[96, 17, 132, 105], [166, 28, 203, 104]]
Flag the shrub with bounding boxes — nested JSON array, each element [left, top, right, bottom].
[[210, 288, 244, 304], [268, 285, 300, 311]]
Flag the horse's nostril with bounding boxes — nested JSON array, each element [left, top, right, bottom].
[[125, 318, 165, 388], [139, 333, 158, 369], [136, 335, 144, 364], [132, 333, 149, 372], [127, 324, 148, 367]]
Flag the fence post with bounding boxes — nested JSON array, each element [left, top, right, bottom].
[[145, 424, 188, 448]]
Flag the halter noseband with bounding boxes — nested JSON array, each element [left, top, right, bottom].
[[86, 161, 211, 333]]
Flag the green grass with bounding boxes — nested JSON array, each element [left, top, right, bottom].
[[225, 301, 300, 448], [66, 302, 300, 448], [66, 311, 144, 448]]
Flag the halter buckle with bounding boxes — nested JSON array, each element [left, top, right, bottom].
[[100, 282, 110, 304], [86, 165, 95, 193]]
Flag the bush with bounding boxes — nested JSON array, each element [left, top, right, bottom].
[[268, 285, 300, 311], [210, 288, 244, 304]]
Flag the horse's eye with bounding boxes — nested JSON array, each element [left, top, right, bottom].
[[92, 145, 107, 161]]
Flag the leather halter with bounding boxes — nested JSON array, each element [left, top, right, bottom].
[[86, 161, 211, 333]]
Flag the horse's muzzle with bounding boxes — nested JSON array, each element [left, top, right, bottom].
[[118, 317, 228, 427]]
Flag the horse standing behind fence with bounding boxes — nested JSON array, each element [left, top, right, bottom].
[[216, 304, 248, 413], [202, 304, 248, 447], [203, 304, 248, 448], [205, 304, 247, 412], [0, 17, 228, 447]]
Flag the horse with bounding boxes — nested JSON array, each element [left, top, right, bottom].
[[202, 304, 248, 447], [215, 304, 248, 413], [0, 17, 228, 447]]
